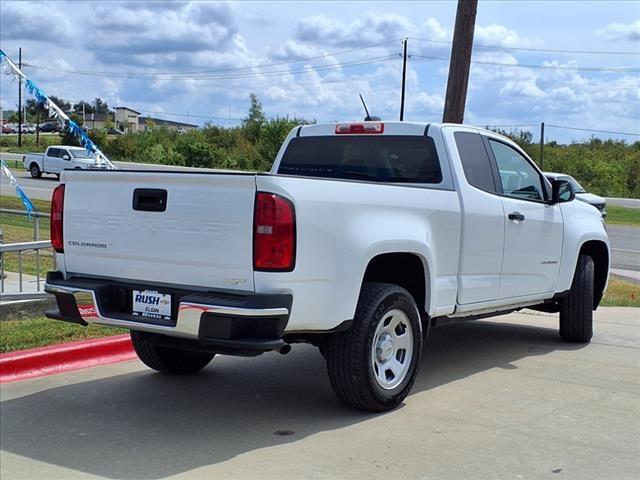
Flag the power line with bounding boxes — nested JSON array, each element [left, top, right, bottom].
[[412, 54, 640, 73], [24, 55, 400, 81], [484, 124, 640, 136], [23, 39, 402, 78], [546, 124, 640, 136], [409, 36, 640, 55]]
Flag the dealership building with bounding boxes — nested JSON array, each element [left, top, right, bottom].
[[84, 107, 197, 133]]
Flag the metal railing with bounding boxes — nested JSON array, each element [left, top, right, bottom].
[[0, 208, 53, 301]]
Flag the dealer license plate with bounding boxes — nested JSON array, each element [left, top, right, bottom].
[[132, 289, 172, 320]]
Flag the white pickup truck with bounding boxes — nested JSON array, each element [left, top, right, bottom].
[[24, 146, 103, 178], [44, 121, 609, 412]]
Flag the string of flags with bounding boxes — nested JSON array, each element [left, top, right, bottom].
[[1, 159, 34, 216], [0, 49, 116, 169]]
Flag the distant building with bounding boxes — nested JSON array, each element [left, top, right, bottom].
[[115, 107, 141, 133], [84, 107, 197, 133], [138, 116, 198, 132]]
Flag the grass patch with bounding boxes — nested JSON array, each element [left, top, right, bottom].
[[606, 205, 640, 226], [601, 277, 640, 307], [0, 317, 125, 353], [1, 195, 52, 276]]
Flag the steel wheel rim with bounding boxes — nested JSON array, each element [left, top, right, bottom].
[[370, 308, 414, 390]]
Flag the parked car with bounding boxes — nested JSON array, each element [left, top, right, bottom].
[[23, 145, 104, 178], [1, 124, 12, 134], [38, 123, 60, 133], [544, 172, 606, 218], [44, 121, 610, 412]]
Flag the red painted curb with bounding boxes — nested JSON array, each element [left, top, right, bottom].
[[0, 334, 136, 384]]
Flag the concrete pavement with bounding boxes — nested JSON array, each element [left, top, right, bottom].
[[1, 308, 638, 480]]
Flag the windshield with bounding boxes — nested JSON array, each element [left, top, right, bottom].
[[561, 175, 586, 193], [69, 149, 94, 159]]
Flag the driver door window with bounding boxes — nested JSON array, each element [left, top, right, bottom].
[[488, 140, 544, 201]]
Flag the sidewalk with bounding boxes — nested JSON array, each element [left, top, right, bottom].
[[1, 271, 46, 296]]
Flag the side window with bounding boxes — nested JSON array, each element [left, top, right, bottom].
[[60, 150, 70, 160], [48, 148, 60, 158], [489, 140, 544, 201], [454, 132, 497, 192]]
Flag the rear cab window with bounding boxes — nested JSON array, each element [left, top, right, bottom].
[[278, 135, 443, 184]]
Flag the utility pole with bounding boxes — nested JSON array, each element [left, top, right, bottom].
[[399, 38, 408, 121], [18, 47, 22, 146], [442, 0, 478, 124], [539, 121, 545, 168]]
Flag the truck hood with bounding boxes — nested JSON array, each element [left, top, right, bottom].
[[575, 192, 605, 206]]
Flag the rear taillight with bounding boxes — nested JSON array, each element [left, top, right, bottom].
[[51, 184, 65, 253], [254, 192, 295, 271]]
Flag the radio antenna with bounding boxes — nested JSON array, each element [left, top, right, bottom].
[[359, 93, 372, 121]]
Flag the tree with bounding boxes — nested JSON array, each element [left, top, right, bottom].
[[242, 93, 266, 142], [92, 98, 110, 114], [73, 100, 95, 115], [26, 98, 47, 123], [48, 95, 71, 113]]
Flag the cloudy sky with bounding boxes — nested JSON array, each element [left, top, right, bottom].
[[1, 0, 638, 142]]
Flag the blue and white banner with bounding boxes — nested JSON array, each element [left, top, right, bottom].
[[1, 159, 34, 216], [0, 49, 116, 169]]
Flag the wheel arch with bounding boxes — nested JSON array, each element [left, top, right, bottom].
[[579, 240, 609, 309], [360, 252, 431, 320]]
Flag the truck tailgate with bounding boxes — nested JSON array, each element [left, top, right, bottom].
[[62, 170, 256, 292]]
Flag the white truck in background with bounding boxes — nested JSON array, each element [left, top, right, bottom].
[[23, 146, 105, 178], [44, 121, 610, 412]]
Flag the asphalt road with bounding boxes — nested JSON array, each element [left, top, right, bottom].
[[607, 197, 640, 209], [609, 224, 640, 271], [2, 153, 638, 271], [1, 308, 638, 480]]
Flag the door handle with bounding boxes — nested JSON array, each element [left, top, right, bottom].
[[508, 212, 525, 222]]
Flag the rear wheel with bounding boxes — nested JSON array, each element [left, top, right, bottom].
[[29, 163, 42, 178], [560, 254, 594, 343], [130, 331, 214, 374], [325, 282, 423, 412]]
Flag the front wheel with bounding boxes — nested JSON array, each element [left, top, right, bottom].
[[29, 163, 42, 178], [325, 282, 423, 412], [560, 254, 594, 343], [131, 331, 214, 374]]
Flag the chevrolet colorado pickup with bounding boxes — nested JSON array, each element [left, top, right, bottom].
[[44, 121, 610, 412]]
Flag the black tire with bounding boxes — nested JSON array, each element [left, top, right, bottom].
[[325, 282, 423, 412], [29, 163, 42, 178], [560, 254, 594, 343], [130, 331, 214, 374]]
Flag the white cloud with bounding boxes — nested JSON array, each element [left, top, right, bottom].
[[0, 1, 75, 43], [595, 20, 640, 41], [474, 24, 540, 48], [295, 13, 411, 47]]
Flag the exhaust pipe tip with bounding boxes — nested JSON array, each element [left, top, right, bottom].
[[278, 344, 292, 355]]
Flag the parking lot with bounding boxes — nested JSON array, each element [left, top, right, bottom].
[[1, 308, 638, 480]]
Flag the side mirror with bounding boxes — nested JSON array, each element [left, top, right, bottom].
[[62, 154, 70, 161], [551, 179, 575, 203]]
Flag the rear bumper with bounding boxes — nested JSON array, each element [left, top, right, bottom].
[[44, 272, 292, 352]]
